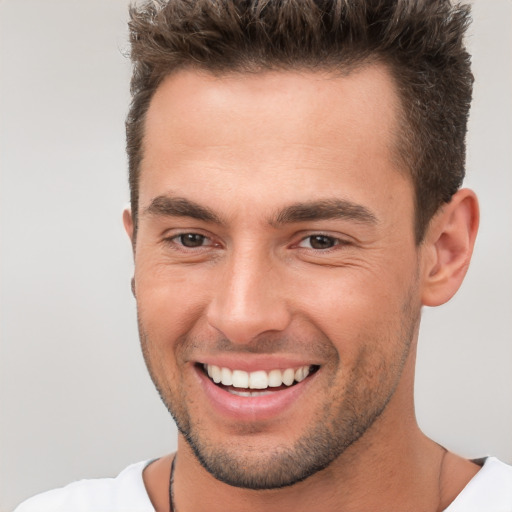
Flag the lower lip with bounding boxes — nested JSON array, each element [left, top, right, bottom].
[[195, 366, 317, 422]]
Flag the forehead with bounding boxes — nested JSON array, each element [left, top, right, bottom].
[[140, 65, 409, 216], [145, 64, 399, 149]]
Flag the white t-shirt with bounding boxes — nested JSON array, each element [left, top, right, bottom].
[[14, 457, 512, 511]]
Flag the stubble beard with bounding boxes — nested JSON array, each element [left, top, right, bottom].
[[138, 295, 420, 490]]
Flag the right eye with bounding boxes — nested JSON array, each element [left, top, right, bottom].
[[174, 233, 209, 248]]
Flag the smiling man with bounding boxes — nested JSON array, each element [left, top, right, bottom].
[[14, 1, 512, 511]]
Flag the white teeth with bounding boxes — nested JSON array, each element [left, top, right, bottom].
[[211, 365, 222, 384], [221, 367, 233, 386], [249, 370, 268, 389], [295, 366, 311, 382], [204, 364, 313, 390], [229, 389, 274, 397], [282, 368, 295, 386], [232, 370, 249, 388], [268, 369, 283, 387]]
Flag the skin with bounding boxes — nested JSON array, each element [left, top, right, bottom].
[[124, 65, 480, 512]]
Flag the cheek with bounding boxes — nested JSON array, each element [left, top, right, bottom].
[[294, 268, 404, 327], [134, 259, 214, 340], [294, 266, 418, 365]]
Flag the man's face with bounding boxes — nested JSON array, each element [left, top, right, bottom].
[[129, 66, 424, 489]]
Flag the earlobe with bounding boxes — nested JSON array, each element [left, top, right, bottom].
[[421, 189, 479, 307]]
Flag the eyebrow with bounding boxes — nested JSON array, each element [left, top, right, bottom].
[[143, 195, 223, 224], [143, 195, 377, 227], [270, 199, 378, 226]]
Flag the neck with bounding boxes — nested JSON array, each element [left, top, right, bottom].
[[172, 406, 446, 512]]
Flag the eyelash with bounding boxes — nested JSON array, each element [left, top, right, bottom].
[[296, 234, 348, 251], [164, 232, 349, 252], [165, 232, 217, 250]]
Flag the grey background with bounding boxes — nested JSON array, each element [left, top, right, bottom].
[[0, 0, 511, 510]]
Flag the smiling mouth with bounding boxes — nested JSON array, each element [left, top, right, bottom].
[[200, 363, 320, 396]]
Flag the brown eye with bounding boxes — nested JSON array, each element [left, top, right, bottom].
[[297, 234, 341, 250], [178, 233, 206, 247], [307, 235, 337, 249]]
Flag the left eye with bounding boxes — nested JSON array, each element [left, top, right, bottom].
[[174, 233, 209, 248], [298, 235, 339, 250]]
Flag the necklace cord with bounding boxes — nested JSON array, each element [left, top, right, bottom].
[[169, 455, 177, 512], [436, 446, 448, 512]]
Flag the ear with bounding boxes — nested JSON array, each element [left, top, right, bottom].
[[123, 207, 135, 250], [420, 189, 479, 307]]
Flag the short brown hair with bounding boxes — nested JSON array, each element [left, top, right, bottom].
[[126, 0, 473, 242]]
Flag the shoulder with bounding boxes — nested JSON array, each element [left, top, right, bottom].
[[14, 460, 155, 512], [445, 457, 512, 512]]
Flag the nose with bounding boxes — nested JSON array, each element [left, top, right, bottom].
[[206, 248, 292, 345]]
